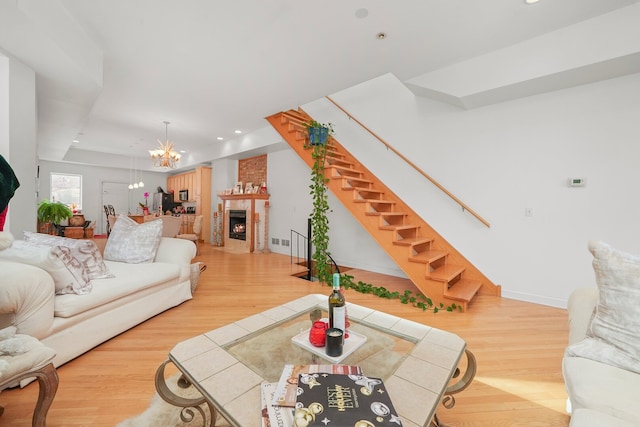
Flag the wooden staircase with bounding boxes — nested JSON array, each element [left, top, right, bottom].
[[266, 109, 501, 311]]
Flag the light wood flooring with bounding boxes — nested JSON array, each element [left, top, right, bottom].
[[0, 244, 571, 426]]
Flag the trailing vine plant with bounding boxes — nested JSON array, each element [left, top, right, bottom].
[[339, 273, 461, 313], [305, 120, 335, 286]]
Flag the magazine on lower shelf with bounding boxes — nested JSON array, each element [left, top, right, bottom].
[[261, 382, 294, 427], [295, 373, 403, 426], [272, 364, 363, 407]]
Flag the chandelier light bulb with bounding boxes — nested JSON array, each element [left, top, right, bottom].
[[128, 184, 133, 190]]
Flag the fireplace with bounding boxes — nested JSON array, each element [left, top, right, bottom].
[[229, 210, 247, 241]]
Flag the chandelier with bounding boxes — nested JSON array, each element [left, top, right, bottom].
[[149, 121, 181, 169]]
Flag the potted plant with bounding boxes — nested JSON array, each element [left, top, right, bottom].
[[305, 120, 334, 146], [37, 200, 73, 234], [306, 120, 335, 285]]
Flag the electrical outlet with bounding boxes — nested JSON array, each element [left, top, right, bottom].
[[525, 208, 533, 217]]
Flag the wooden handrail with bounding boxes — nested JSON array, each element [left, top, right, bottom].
[[326, 96, 490, 228]]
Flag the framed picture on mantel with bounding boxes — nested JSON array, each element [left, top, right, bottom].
[[233, 182, 243, 194]]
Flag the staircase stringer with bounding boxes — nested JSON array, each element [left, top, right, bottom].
[[266, 109, 501, 310]]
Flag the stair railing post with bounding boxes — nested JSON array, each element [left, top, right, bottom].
[[307, 218, 312, 281]]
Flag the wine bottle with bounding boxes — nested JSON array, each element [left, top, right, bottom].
[[328, 273, 346, 332]]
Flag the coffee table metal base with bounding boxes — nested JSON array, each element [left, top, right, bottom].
[[155, 359, 217, 427], [431, 349, 477, 426]]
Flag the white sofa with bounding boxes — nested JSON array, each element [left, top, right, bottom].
[[0, 232, 196, 368], [563, 242, 640, 427]]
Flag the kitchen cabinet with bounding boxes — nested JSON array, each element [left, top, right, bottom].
[[166, 166, 211, 242]]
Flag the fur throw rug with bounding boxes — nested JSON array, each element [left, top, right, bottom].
[[116, 373, 231, 427], [0, 231, 13, 251], [0, 326, 27, 377]]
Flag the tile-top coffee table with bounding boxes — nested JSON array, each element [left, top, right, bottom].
[[155, 294, 476, 427]]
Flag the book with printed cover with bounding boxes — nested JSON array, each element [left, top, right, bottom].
[[272, 364, 362, 407], [261, 382, 294, 427], [294, 373, 403, 426]]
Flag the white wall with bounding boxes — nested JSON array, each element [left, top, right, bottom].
[[0, 53, 37, 236], [293, 72, 640, 307]]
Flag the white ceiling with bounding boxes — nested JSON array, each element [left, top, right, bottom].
[[1, 0, 639, 171]]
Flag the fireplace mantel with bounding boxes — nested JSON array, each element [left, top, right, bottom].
[[219, 193, 270, 253], [218, 193, 269, 202]]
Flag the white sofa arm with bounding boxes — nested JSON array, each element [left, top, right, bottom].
[[154, 237, 197, 266], [0, 260, 55, 339], [567, 287, 598, 345]]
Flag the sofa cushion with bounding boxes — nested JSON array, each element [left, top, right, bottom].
[[565, 241, 640, 374], [23, 232, 113, 280], [104, 216, 162, 264], [0, 241, 91, 295], [0, 260, 55, 339], [569, 408, 638, 427], [53, 261, 181, 318], [563, 356, 640, 424]]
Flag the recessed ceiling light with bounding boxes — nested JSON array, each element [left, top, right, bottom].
[[234, 130, 242, 134], [217, 137, 224, 141], [376, 32, 387, 40], [525, 0, 540, 4], [72, 139, 80, 143]]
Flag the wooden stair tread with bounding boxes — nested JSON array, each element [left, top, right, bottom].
[[282, 110, 308, 122], [428, 264, 465, 282], [335, 176, 373, 186], [326, 158, 353, 167], [392, 237, 431, 246], [409, 250, 447, 264], [366, 211, 405, 216], [327, 165, 362, 174], [354, 199, 394, 204], [444, 279, 482, 302], [353, 187, 384, 194], [326, 149, 346, 159]]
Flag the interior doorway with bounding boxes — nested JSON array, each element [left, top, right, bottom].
[[101, 181, 129, 234]]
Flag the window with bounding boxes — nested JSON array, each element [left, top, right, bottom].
[[51, 173, 82, 210]]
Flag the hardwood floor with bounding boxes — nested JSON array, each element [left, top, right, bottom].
[[0, 244, 571, 426]]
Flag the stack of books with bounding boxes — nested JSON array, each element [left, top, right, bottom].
[[261, 364, 402, 427]]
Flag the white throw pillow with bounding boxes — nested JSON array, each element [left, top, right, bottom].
[[104, 216, 162, 264], [23, 231, 113, 280], [565, 240, 640, 374], [0, 240, 91, 295]]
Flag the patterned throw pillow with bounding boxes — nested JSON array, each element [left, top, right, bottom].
[[0, 240, 91, 294], [104, 216, 163, 263], [565, 241, 640, 374], [23, 231, 113, 280]]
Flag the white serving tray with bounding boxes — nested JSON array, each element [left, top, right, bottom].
[[291, 328, 367, 363]]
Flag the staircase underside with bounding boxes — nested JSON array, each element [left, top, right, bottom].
[[267, 108, 501, 311]]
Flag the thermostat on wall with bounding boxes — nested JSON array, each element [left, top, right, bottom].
[[568, 178, 586, 187]]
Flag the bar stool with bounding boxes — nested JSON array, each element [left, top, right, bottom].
[[0, 331, 58, 427]]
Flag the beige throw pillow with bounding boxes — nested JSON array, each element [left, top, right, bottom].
[[104, 216, 162, 263], [0, 240, 91, 294], [565, 240, 640, 374], [23, 231, 113, 280]]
